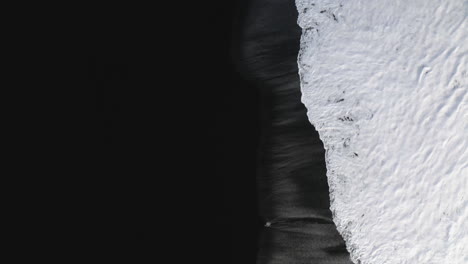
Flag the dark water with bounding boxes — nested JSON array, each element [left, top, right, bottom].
[[90, 0, 351, 262], [232, 0, 353, 263]]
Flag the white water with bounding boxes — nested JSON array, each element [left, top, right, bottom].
[[296, 0, 467, 263]]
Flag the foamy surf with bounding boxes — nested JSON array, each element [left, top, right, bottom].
[[296, 0, 467, 263]]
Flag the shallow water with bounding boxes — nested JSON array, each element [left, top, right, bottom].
[[235, 0, 353, 262]]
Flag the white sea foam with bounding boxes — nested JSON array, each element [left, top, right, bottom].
[[296, 0, 467, 263]]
